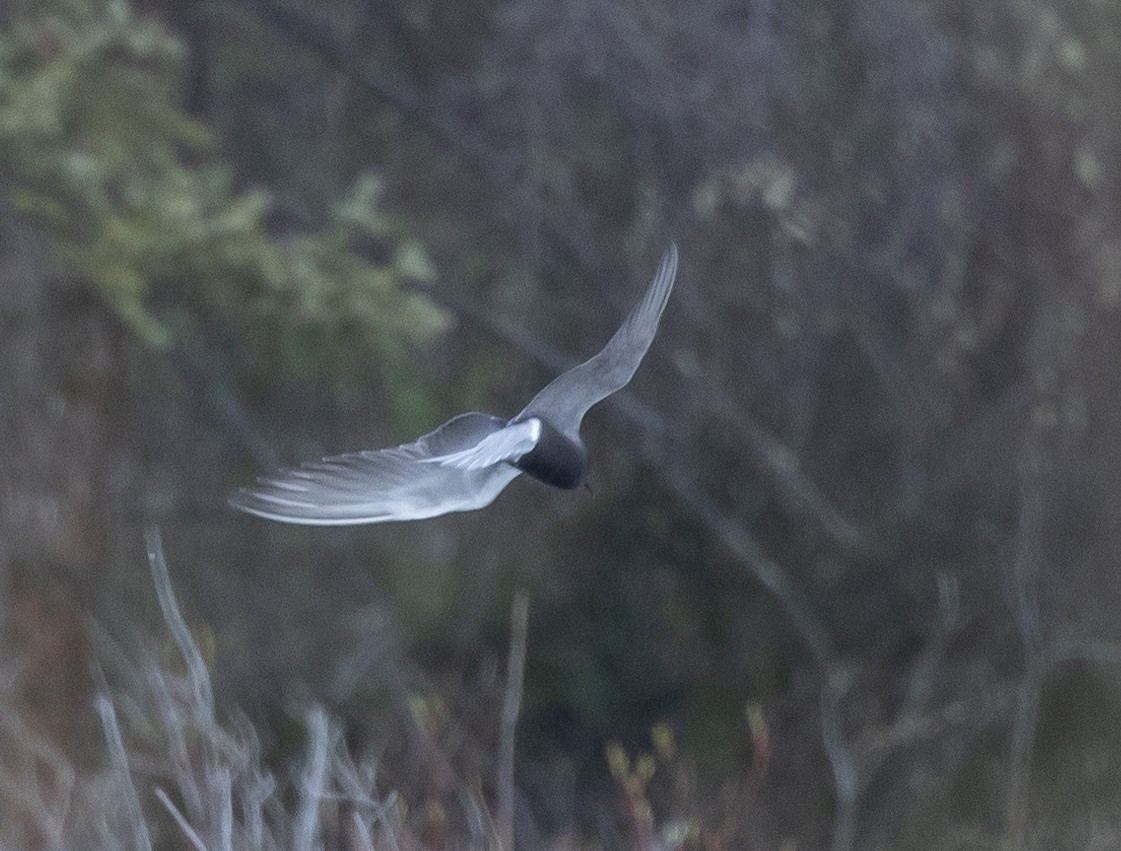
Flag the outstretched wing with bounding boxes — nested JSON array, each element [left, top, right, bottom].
[[229, 412, 522, 525], [516, 244, 678, 434]]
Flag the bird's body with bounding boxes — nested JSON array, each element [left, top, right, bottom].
[[229, 245, 678, 525], [511, 418, 588, 490]]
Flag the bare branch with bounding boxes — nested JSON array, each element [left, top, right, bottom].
[[95, 693, 153, 851], [155, 788, 209, 851], [498, 591, 530, 851], [145, 527, 214, 720], [1002, 315, 1052, 850], [237, 0, 516, 188], [821, 670, 858, 851]]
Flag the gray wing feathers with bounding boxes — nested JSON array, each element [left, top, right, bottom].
[[517, 243, 678, 432], [230, 450, 426, 524], [229, 412, 521, 525], [424, 419, 539, 470], [401, 412, 509, 458]]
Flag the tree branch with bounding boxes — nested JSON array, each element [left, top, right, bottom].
[[498, 591, 529, 851]]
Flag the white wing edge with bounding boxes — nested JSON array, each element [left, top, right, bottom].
[[421, 418, 541, 470], [228, 499, 401, 526]]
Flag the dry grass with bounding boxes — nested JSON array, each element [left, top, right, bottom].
[[0, 528, 413, 851]]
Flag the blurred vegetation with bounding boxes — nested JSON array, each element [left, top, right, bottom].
[[0, 0, 445, 383], [5, 0, 1121, 848]]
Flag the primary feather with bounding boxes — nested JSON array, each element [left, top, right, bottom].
[[517, 244, 678, 435], [229, 413, 520, 525]]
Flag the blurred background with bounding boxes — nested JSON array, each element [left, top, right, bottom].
[[3, 0, 1121, 847]]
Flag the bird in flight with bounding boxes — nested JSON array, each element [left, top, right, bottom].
[[229, 244, 678, 525]]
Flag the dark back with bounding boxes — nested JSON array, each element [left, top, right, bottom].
[[513, 419, 588, 489]]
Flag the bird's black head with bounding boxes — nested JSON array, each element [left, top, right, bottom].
[[512, 418, 588, 489]]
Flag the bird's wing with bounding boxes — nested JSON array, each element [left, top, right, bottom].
[[516, 244, 678, 433], [229, 412, 521, 525], [423, 418, 540, 470], [398, 411, 509, 458]]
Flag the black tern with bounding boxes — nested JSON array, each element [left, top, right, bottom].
[[229, 244, 678, 525]]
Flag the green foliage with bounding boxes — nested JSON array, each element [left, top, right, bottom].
[[0, 0, 445, 376]]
